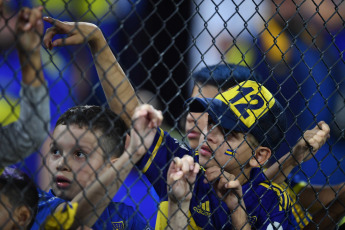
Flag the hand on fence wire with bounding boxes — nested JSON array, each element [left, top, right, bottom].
[[204, 166, 244, 211], [204, 166, 250, 229], [167, 155, 199, 203], [16, 6, 44, 53], [127, 104, 163, 160], [43, 16, 101, 50], [292, 121, 330, 164]]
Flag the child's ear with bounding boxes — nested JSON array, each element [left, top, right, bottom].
[[250, 147, 271, 167], [13, 205, 31, 228]]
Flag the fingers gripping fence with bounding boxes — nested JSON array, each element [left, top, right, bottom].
[[0, 0, 344, 229]]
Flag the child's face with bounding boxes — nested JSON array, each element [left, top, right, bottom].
[[48, 124, 106, 201], [198, 116, 255, 174], [185, 84, 219, 150]]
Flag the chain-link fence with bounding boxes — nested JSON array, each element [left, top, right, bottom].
[[0, 0, 344, 229]]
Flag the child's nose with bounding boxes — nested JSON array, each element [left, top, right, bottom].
[[56, 155, 70, 171]]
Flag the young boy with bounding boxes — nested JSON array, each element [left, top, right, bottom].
[[31, 105, 150, 229], [185, 64, 332, 228], [130, 80, 297, 229], [0, 167, 39, 230]]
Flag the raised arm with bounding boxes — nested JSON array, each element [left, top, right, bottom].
[[43, 17, 139, 127], [265, 121, 330, 184], [0, 6, 49, 167]]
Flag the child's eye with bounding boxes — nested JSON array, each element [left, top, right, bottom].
[[74, 151, 87, 159], [50, 148, 61, 156]]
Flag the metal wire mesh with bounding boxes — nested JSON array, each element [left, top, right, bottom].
[[0, 0, 344, 229]]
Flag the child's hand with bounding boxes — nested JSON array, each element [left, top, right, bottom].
[[204, 166, 243, 211], [292, 121, 330, 164], [127, 104, 163, 160], [43, 17, 101, 50], [16, 6, 44, 53], [167, 155, 199, 203]]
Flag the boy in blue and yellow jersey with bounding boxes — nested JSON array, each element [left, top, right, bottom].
[[131, 80, 297, 229], [32, 105, 149, 230], [185, 64, 330, 229]]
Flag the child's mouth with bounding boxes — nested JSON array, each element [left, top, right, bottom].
[[199, 145, 212, 157], [55, 176, 71, 189], [187, 130, 200, 140]]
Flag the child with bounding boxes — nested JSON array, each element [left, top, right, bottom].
[[31, 105, 150, 229], [130, 80, 298, 229], [0, 167, 39, 229]]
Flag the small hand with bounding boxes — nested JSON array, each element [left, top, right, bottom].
[[292, 121, 330, 164], [16, 6, 44, 53], [43, 17, 100, 50], [127, 104, 163, 159], [204, 166, 243, 211], [167, 155, 200, 203]]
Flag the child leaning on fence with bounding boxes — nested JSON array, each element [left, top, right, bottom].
[[31, 105, 149, 229], [130, 80, 325, 229]]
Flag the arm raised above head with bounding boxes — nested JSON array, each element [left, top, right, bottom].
[[43, 17, 140, 127]]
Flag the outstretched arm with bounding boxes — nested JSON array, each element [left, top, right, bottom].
[[265, 121, 330, 184], [0, 6, 49, 167], [43, 17, 139, 127]]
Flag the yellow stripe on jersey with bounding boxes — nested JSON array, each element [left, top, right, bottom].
[[260, 181, 291, 212], [142, 128, 164, 173], [155, 201, 201, 230], [281, 182, 312, 228]]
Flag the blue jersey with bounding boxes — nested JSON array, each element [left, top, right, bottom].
[[137, 128, 297, 229], [31, 189, 148, 230]]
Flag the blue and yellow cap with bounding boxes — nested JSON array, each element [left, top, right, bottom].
[[185, 80, 287, 150]]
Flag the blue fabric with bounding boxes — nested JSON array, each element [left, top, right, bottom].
[[31, 189, 148, 230], [136, 128, 298, 229]]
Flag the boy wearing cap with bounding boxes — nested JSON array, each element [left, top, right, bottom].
[[185, 64, 331, 229], [131, 80, 295, 229]]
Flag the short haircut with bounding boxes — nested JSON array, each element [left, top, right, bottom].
[[55, 105, 127, 158], [192, 63, 262, 92], [0, 167, 39, 229]]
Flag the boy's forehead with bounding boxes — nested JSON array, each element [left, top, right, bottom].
[[52, 124, 102, 143]]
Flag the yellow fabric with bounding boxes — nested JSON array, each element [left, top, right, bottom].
[[0, 97, 20, 126], [143, 128, 164, 173], [260, 19, 291, 63], [224, 41, 256, 67], [281, 182, 312, 229], [216, 80, 275, 128], [260, 181, 291, 212], [44, 202, 78, 230], [155, 201, 201, 230]]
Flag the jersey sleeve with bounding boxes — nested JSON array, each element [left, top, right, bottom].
[[136, 128, 191, 199], [256, 181, 295, 230], [0, 83, 50, 167]]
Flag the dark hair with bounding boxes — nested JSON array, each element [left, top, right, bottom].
[[55, 105, 127, 158], [192, 63, 262, 92], [0, 167, 38, 229]]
